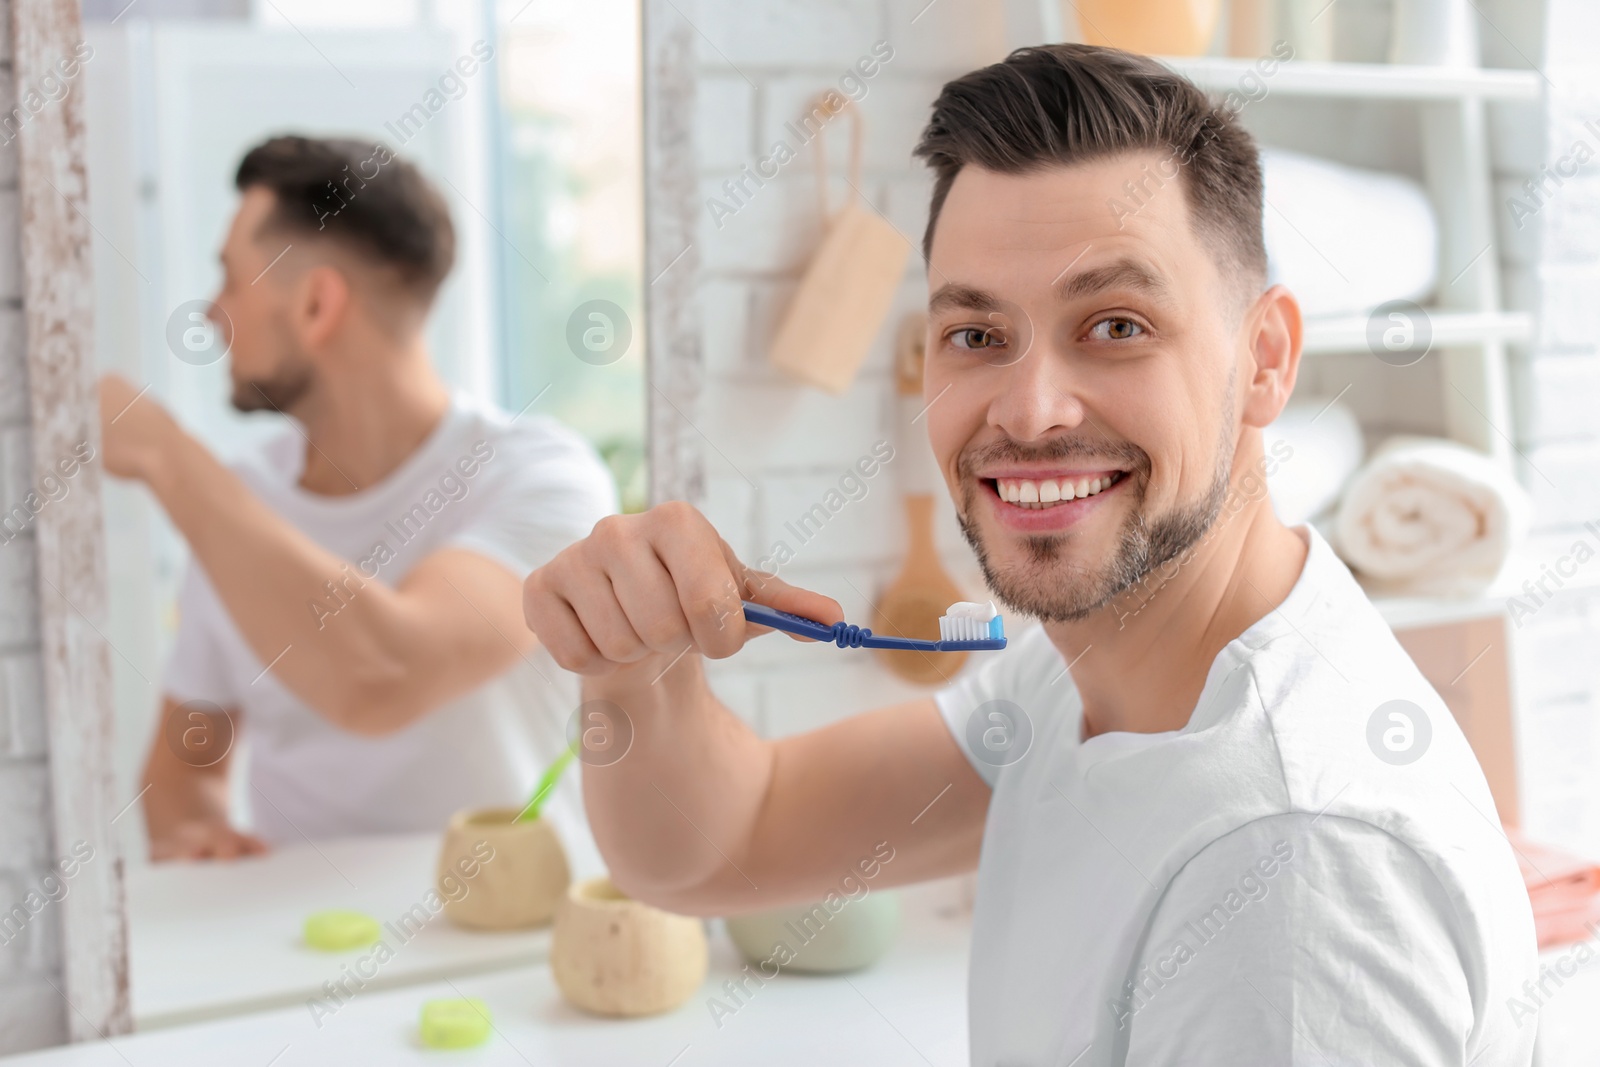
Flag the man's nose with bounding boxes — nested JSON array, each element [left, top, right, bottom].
[[987, 334, 1086, 443]]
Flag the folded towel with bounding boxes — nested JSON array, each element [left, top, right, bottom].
[[1333, 436, 1531, 595], [1261, 147, 1439, 318], [1263, 397, 1365, 526], [1505, 829, 1600, 950]]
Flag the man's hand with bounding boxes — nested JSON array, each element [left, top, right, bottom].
[[522, 501, 844, 677], [149, 819, 269, 862], [524, 501, 993, 916], [99, 373, 184, 482]]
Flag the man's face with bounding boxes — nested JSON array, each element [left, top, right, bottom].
[[925, 154, 1246, 623], [211, 187, 315, 415]]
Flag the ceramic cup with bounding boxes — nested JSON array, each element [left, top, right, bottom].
[[436, 807, 570, 930], [1071, 0, 1222, 56], [1389, 0, 1479, 67], [550, 877, 708, 1016], [724, 889, 900, 974]]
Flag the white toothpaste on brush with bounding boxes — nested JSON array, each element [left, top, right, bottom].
[[939, 600, 1001, 642]]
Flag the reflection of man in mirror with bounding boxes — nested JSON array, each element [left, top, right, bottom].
[[99, 135, 616, 862], [521, 45, 1536, 1067]]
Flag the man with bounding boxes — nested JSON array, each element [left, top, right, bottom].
[[522, 45, 1537, 1065], [102, 136, 616, 863]]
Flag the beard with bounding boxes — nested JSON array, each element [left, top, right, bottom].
[[954, 412, 1236, 625], [230, 359, 314, 415]]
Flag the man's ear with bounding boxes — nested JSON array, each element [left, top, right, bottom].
[[292, 264, 353, 353], [1239, 284, 1301, 430]]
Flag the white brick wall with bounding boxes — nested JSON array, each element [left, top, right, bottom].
[[1504, 0, 1600, 863], [688, 0, 1002, 737], [680, 1, 1600, 883], [0, 7, 69, 1052]]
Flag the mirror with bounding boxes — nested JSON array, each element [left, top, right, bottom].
[[80, 0, 644, 1032]]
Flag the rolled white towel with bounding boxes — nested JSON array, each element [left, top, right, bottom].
[[1333, 436, 1532, 595], [1261, 147, 1439, 319], [1264, 397, 1366, 526]]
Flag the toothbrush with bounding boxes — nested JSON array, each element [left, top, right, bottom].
[[741, 599, 1006, 652], [516, 747, 575, 823]]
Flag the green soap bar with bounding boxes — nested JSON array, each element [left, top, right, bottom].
[[419, 998, 492, 1049], [303, 909, 381, 951]]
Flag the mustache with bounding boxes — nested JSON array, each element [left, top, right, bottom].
[[956, 436, 1150, 480]]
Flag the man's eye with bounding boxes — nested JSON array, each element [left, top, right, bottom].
[[951, 327, 1005, 350], [1088, 317, 1143, 341]]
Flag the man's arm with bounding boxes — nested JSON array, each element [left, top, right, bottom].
[[525, 501, 991, 916], [100, 377, 536, 736], [142, 696, 267, 860]]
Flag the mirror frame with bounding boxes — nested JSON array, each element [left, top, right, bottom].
[[17, 0, 691, 1043], [641, 0, 703, 508], [12, 0, 131, 1041]]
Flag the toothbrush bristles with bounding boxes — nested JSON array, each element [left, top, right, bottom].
[[939, 615, 988, 642]]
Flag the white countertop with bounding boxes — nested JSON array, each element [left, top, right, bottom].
[[126, 833, 554, 1029], [20, 830, 1600, 1065], [7, 867, 972, 1066]]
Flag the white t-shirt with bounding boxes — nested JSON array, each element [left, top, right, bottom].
[[163, 394, 616, 876], [934, 524, 1537, 1066]]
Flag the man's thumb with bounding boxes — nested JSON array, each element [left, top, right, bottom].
[[727, 554, 845, 639]]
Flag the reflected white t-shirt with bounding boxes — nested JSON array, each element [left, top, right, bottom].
[[934, 524, 1537, 1066], [162, 394, 616, 875]]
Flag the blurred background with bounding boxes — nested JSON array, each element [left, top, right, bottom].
[[6, 0, 1600, 1062]]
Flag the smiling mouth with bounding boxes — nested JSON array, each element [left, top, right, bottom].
[[985, 470, 1129, 509]]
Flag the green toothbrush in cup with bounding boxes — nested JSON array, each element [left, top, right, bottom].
[[517, 747, 576, 822]]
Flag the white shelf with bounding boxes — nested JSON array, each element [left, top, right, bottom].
[[1368, 548, 1600, 631], [1146, 51, 1525, 467], [1154, 56, 1542, 102], [1301, 310, 1533, 356], [1372, 589, 1507, 631]]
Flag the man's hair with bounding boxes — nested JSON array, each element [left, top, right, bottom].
[[913, 44, 1266, 287], [235, 135, 456, 304]]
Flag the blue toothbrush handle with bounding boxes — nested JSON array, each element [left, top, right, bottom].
[[741, 601, 835, 641], [741, 601, 1005, 652], [742, 601, 878, 647]]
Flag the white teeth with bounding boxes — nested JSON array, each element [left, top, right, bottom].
[[996, 473, 1120, 509]]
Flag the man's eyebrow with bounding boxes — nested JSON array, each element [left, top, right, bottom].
[[927, 284, 1002, 316], [929, 259, 1175, 317], [1057, 258, 1173, 305]]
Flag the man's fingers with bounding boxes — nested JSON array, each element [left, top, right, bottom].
[[212, 830, 266, 860], [150, 840, 184, 862], [524, 575, 614, 675], [607, 542, 696, 656], [524, 501, 846, 671], [559, 565, 652, 665], [728, 548, 845, 642], [648, 511, 747, 659], [151, 821, 257, 862]]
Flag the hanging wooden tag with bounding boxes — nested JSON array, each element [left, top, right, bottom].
[[767, 94, 911, 394]]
